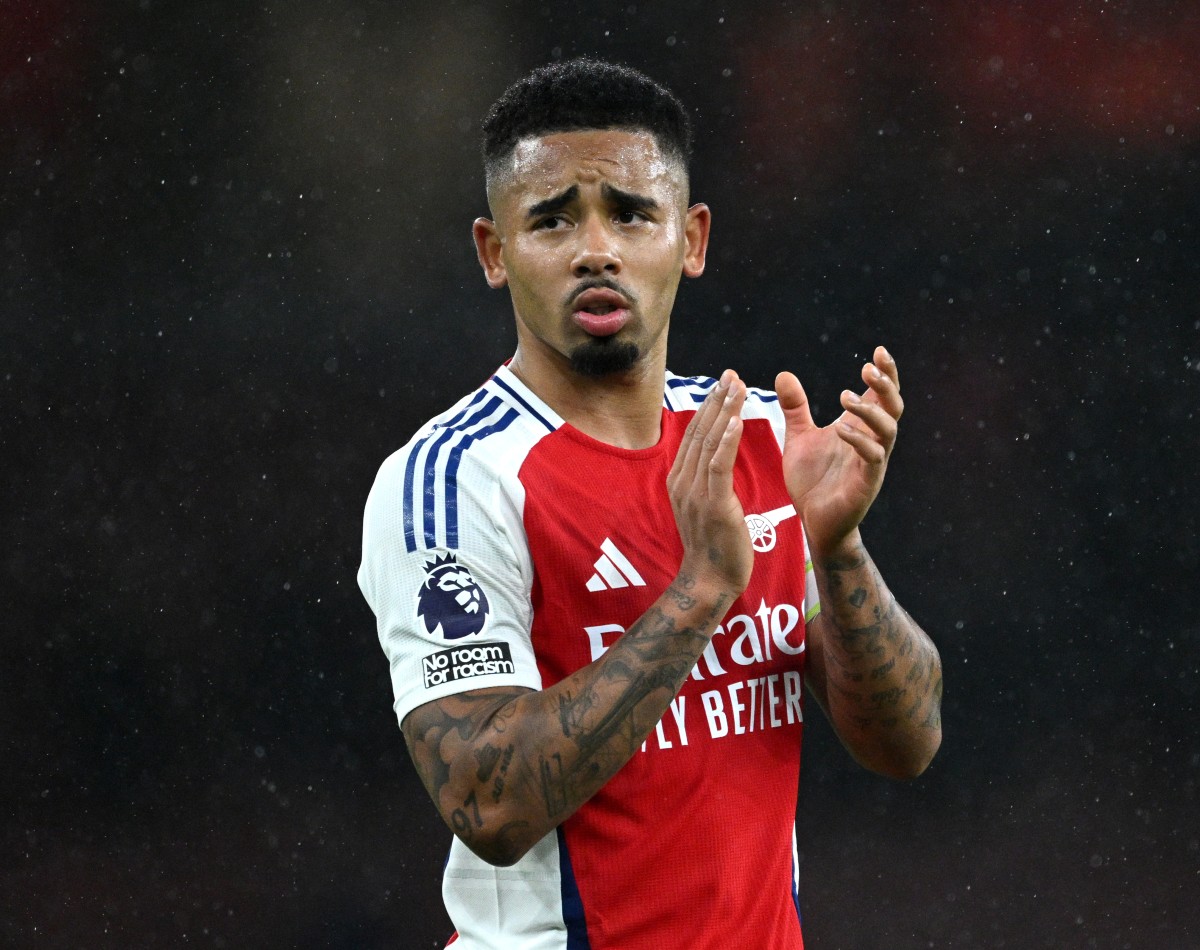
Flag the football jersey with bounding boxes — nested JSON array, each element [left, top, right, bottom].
[[358, 363, 821, 950]]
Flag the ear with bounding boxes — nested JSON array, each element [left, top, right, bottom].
[[682, 203, 711, 278], [472, 217, 508, 288]]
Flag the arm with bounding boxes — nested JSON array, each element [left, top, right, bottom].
[[804, 538, 942, 778], [778, 347, 942, 779], [402, 372, 754, 866]]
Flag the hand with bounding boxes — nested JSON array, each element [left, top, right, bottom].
[[667, 369, 753, 598], [776, 346, 903, 557]]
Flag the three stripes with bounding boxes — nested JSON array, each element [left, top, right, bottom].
[[402, 380, 553, 553]]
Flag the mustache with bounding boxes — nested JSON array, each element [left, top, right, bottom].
[[565, 277, 638, 308]]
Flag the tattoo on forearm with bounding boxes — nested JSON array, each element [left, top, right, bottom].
[[819, 552, 942, 739], [451, 788, 484, 840], [667, 584, 698, 610], [475, 743, 501, 781], [404, 688, 529, 837], [405, 583, 732, 851], [870, 657, 896, 680], [539, 752, 569, 817], [491, 744, 514, 802]]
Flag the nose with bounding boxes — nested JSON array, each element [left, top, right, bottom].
[[571, 216, 621, 277]]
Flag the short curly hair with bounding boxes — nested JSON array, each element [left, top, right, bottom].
[[482, 58, 693, 187]]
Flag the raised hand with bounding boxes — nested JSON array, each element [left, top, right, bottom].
[[775, 346, 903, 557], [666, 369, 754, 598]]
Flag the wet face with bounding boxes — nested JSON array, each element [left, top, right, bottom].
[[473, 129, 710, 379]]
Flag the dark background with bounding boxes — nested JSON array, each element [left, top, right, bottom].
[[4, 1, 1198, 947]]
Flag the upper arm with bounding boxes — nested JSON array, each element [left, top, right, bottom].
[[358, 437, 551, 863], [401, 686, 536, 843], [358, 445, 543, 730]]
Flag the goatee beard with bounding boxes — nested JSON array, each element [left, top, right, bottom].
[[568, 338, 641, 377]]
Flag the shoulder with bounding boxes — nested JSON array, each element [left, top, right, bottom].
[[374, 369, 561, 490], [663, 370, 783, 423], [365, 367, 563, 552]]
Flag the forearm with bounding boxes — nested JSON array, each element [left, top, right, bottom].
[[810, 532, 942, 778], [404, 572, 733, 865]]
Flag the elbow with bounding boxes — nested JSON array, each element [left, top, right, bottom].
[[854, 725, 941, 781], [876, 728, 942, 781], [452, 804, 544, 867], [465, 836, 529, 868], [893, 750, 940, 781]]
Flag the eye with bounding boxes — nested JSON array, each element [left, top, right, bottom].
[[615, 210, 646, 225], [535, 214, 568, 230]]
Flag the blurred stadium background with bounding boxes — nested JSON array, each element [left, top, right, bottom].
[[3, 1, 1197, 946]]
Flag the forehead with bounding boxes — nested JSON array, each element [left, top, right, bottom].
[[495, 129, 685, 207]]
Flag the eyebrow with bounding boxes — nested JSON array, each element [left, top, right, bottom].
[[527, 185, 579, 219], [601, 183, 659, 213], [525, 182, 661, 219]]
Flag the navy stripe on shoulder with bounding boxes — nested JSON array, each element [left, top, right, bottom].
[[492, 374, 556, 432], [664, 373, 718, 410], [404, 393, 520, 553], [439, 406, 519, 548], [666, 373, 782, 410], [402, 388, 492, 552], [665, 373, 718, 390]]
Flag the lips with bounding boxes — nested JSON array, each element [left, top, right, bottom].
[[571, 287, 631, 337]]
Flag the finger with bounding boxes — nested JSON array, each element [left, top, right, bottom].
[[860, 361, 904, 420], [671, 370, 728, 482], [708, 414, 744, 501], [775, 371, 816, 430], [695, 378, 745, 492], [671, 370, 731, 484], [840, 389, 898, 450], [837, 418, 888, 465], [687, 371, 735, 478], [874, 345, 900, 392]]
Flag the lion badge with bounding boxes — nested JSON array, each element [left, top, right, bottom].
[[416, 552, 491, 640]]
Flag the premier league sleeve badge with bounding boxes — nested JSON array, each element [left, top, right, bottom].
[[415, 552, 492, 640]]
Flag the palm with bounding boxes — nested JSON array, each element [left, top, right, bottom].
[[781, 410, 879, 547], [775, 350, 902, 554]]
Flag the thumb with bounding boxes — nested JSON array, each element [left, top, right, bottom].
[[775, 371, 815, 430]]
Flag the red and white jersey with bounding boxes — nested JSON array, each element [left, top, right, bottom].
[[359, 363, 820, 950]]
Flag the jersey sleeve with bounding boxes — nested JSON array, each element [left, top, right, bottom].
[[358, 441, 543, 731]]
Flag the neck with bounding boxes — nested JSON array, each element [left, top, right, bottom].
[[510, 345, 667, 450]]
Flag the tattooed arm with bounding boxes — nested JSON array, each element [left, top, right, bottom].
[[804, 541, 942, 778], [402, 580, 734, 865], [777, 347, 942, 779], [402, 372, 754, 866]]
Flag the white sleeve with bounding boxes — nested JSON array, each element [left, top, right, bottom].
[[357, 445, 543, 731]]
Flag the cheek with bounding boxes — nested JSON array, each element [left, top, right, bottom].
[[508, 257, 563, 311], [504, 247, 552, 291]]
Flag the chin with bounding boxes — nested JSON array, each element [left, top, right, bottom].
[[568, 338, 641, 377]]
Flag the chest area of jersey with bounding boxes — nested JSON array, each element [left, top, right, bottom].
[[517, 416, 808, 695]]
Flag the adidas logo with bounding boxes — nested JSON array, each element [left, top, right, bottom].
[[586, 538, 646, 592]]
